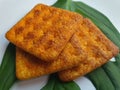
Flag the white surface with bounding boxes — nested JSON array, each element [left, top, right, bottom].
[[0, 0, 120, 90]]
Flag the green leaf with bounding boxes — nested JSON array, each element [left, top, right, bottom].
[[41, 74, 80, 90], [41, 74, 56, 90], [61, 81, 80, 90], [52, 0, 75, 11], [103, 62, 120, 90], [115, 53, 120, 68], [86, 68, 115, 90], [0, 43, 16, 90]]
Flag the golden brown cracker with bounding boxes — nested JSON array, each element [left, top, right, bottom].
[[16, 31, 87, 80], [6, 4, 83, 62], [58, 18, 119, 82]]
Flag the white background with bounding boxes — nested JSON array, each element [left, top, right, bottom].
[[0, 0, 120, 90]]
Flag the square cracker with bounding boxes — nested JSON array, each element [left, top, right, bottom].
[[6, 4, 83, 62], [16, 29, 87, 80], [58, 18, 119, 82]]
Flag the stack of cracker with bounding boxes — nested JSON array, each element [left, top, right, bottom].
[[6, 4, 119, 81]]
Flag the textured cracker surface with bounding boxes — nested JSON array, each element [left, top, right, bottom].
[[16, 30, 87, 80], [58, 19, 119, 81], [6, 4, 83, 62]]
